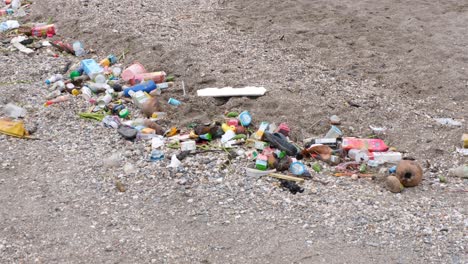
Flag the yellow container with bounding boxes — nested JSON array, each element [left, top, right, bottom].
[[462, 133, 468, 148]]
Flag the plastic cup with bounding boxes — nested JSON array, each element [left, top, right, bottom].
[[121, 62, 147, 81]]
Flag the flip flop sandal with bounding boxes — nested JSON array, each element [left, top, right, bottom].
[[263, 132, 298, 156]]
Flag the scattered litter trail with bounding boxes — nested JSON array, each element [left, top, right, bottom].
[[1, 0, 467, 263]]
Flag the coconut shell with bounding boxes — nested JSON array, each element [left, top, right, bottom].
[[386, 175, 404, 193], [396, 160, 423, 187]]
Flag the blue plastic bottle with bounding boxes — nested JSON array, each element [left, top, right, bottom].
[[123, 80, 157, 97]]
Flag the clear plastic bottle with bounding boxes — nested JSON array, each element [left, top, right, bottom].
[[45, 74, 63, 85]]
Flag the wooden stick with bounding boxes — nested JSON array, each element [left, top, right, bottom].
[[268, 173, 305, 183]]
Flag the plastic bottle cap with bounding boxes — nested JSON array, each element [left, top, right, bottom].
[[70, 71, 81, 80], [119, 109, 129, 118]]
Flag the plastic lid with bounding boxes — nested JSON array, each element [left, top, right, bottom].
[[70, 70, 81, 80], [119, 108, 129, 118]]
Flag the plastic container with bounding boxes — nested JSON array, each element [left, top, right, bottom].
[[72, 41, 85, 57], [325, 125, 343, 138], [99, 55, 117, 67], [3, 103, 26, 118], [150, 150, 164, 162], [31, 24, 55, 37], [181, 140, 196, 151], [80, 59, 103, 80], [123, 80, 156, 97], [253, 122, 269, 140], [168, 98, 181, 106], [239, 111, 252, 127], [255, 154, 268, 171], [342, 137, 389, 152], [277, 123, 290, 137], [121, 62, 147, 81], [449, 165, 468, 178], [290, 161, 306, 175], [246, 167, 276, 177]]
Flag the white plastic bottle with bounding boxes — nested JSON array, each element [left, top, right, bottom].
[[372, 152, 402, 164]]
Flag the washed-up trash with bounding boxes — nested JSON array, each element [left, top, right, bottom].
[[3, 103, 26, 118], [180, 140, 196, 151], [324, 125, 343, 138], [134, 71, 166, 84], [78, 112, 105, 121], [123, 163, 137, 174], [118, 126, 138, 140], [289, 161, 306, 175], [149, 149, 164, 161], [31, 24, 56, 37], [329, 115, 341, 125], [168, 97, 181, 106], [0, 20, 19, 32], [197, 86, 267, 97], [103, 153, 121, 168], [264, 132, 297, 156], [122, 62, 147, 82], [10, 36, 34, 54], [0, 118, 30, 138], [44, 95, 69, 106], [462, 134, 468, 148], [302, 144, 332, 160], [341, 137, 389, 152], [168, 154, 182, 168], [115, 181, 126, 192], [151, 136, 165, 149], [268, 173, 304, 183], [72, 41, 86, 57], [449, 165, 468, 178], [396, 160, 423, 187], [246, 167, 276, 177], [280, 180, 304, 194], [369, 125, 387, 135], [434, 118, 462, 127], [386, 175, 404, 193]]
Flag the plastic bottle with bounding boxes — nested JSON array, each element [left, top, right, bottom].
[[123, 80, 157, 97], [342, 137, 389, 152], [133, 71, 166, 84], [45, 74, 63, 85], [128, 90, 149, 108], [449, 165, 468, 178], [45, 95, 70, 106], [253, 122, 269, 140], [372, 152, 402, 164]]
